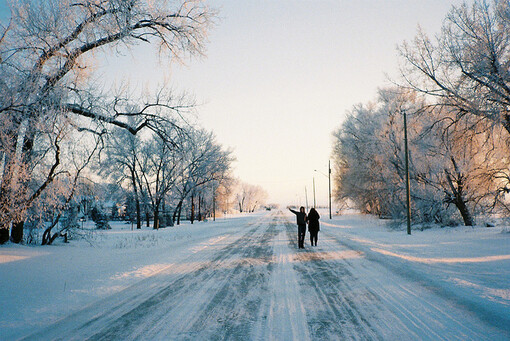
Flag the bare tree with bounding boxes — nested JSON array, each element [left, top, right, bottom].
[[235, 182, 268, 213], [100, 123, 144, 228], [398, 0, 510, 134], [172, 128, 234, 224], [332, 87, 510, 226], [215, 176, 238, 215], [332, 102, 389, 216], [137, 128, 183, 229], [0, 0, 215, 243], [395, 0, 510, 224]]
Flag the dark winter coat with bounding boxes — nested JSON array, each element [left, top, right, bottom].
[[307, 208, 320, 233], [289, 208, 307, 226]]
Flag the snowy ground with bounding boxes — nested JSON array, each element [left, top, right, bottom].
[[0, 211, 509, 340]]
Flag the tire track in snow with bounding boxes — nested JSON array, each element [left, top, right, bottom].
[[88, 214, 275, 340], [279, 212, 498, 340], [183, 218, 277, 340], [282, 218, 381, 340], [22, 214, 274, 340], [317, 228, 508, 340], [251, 216, 311, 341]]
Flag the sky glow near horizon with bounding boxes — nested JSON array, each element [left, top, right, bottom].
[[0, 0, 465, 207]]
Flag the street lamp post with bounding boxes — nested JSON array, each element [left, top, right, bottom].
[[305, 186, 309, 211], [315, 161, 333, 219], [328, 160, 332, 219]]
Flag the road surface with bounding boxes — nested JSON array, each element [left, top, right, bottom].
[[24, 212, 508, 340]]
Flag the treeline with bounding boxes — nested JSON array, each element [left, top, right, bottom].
[[100, 124, 234, 229], [98, 125, 268, 229], [333, 0, 510, 226], [0, 0, 266, 245]]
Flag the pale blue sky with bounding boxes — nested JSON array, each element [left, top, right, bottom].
[[166, 0, 464, 206], [0, 0, 465, 206]]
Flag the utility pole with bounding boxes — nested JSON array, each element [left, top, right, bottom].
[[315, 165, 333, 219], [313, 177, 316, 208], [328, 160, 332, 219], [403, 109, 412, 235], [305, 186, 309, 211]]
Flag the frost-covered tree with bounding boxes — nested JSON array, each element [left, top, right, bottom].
[[332, 103, 386, 215], [99, 124, 233, 228], [395, 0, 510, 224], [215, 176, 238, 215], [235, 182, 268, 213], [0, 0, 215, 243], [137, 127, 185, 229], [38, 130, 103, 244], [332, 87, 510, 226], [99, 124, 144, 229], [172, 128, 234, 224], [399, 0, 510, 136], [419, 109, 510, 224]]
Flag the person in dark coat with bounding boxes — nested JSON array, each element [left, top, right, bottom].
[[289, 206, 307, 249], [307, 208, 320, 246]]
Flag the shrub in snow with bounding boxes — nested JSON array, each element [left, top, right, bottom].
[[114, 233, 159, 249], [90, 207, 111, 230]]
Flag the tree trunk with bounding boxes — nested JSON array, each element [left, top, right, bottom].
[[455, 199, 474, 226], [173, 200, 183, 225], [445, 169, 474, 226], [190, 194, 195, 224], [0, 120, 17, 238], [0, 228, 9, 244], [0, 169, 13, 239], [136, 199, 141, 229], [162, 198, 167, 227], [11, 220, 24, 243], [198, 195, 202, 222], [11, 124, 36, 243], [153, 207, 159, 230], [130, 168, 141, 229], [177, 202, 183, 225], [42, 214, 61, 245]]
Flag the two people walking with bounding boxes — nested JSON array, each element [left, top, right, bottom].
[[289, 207, 320, 248]]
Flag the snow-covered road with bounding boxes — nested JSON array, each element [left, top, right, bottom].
[[8, 211, 510, 340]]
